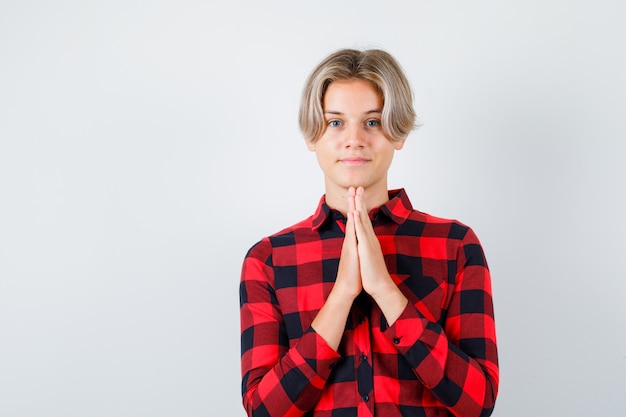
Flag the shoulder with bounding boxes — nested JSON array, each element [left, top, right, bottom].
[[405, 210, 488, 269], [401, 209, 479, 242], [244, 215, 316, 259]]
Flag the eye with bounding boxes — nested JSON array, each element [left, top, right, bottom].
[[365, 119, 381, 128], [328, 120, 343, 128]]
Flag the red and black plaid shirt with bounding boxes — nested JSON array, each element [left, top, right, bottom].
[[240, 189, 498, 417]]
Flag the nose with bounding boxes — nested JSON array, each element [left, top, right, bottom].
[[344, 123, 366, 148]]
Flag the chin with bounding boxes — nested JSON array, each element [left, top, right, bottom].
[[341, 181, 365, 189]]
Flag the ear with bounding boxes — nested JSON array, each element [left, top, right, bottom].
[[306, 140, 316, 151], [393, 137, 406, 150]]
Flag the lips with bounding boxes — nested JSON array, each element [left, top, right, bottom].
[[339, 157, 370, 166]]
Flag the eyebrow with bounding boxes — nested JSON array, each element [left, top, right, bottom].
[[324, 109, 382, 115]]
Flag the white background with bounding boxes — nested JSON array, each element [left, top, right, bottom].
[[1, 1, 624, 416]]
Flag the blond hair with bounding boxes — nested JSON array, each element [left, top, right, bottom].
[[299, 48, 418, 143]]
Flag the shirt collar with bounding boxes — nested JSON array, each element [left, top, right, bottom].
[[311, 188, 414, 231]]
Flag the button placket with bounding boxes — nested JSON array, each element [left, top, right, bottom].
[[354, 311, 373, 410]]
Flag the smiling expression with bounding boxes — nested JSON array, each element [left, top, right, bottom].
[[307, 79, 405, 201]]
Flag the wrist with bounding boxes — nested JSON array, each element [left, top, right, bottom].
[[365, 274, 398, 300], [369, 282, 408, 326], [328, 284, 359, 305]]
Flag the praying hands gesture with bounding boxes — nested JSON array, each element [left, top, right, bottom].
[[312, 187, 408, 351]]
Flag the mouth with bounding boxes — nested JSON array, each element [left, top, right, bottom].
[[339, 157, 370, 166]]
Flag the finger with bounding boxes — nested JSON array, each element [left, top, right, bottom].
[[355, 186, 364, 208], [346, 188, 361, 244], [352, 208, 364, 244], [354, 187, 374, 237], [354, 187, 369, 221], [337, 206, 362, 298], [345, 207, 356, 244], [347, 187, 356, 213]]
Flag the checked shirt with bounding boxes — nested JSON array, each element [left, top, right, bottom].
[[240, 189, 499, 417]]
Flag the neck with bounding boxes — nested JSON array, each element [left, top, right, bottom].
[[324, 183, 390, 216]]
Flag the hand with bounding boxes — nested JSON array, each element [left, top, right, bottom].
[[349, 187, 396, 297], [331, 187, 362, 301], [350, 187, 408, 323]]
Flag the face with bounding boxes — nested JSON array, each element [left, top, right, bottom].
[[307, 79, 404, 200]]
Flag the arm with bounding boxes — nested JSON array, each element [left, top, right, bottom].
[[385, 228, 499, 417], [240, 240, 339, 417], [351, 188, 498, 416], [240, 220, 361, 416]]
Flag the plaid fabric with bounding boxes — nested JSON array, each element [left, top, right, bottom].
[[240, 189, 498, 417]]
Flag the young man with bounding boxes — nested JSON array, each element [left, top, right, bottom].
[[240, 49, 499, 417]]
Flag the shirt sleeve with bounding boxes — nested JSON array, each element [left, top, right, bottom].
[[239, 238, 341, 417], [384, 227, 499, 417]]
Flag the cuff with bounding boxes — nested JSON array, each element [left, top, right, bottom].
[[294, 327, 342, 383], [384, 302, 426, 352]]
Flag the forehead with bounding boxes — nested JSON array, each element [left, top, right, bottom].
[[323, 79, 383, 111]]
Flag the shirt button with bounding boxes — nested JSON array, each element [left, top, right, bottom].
[[393, 337, 401, 344], [359, 316, 365, 324], [362, 394, 369, 402], [360, 354, 367, 362]]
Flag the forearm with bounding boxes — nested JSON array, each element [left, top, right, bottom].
[[241, 242, 341, 417], [242, 328, 340, 417], [388, 305, 498, 417], [386, 238, 500, 417], [243, 286, 354, 416], [310, 290, 355, 351], [369, 278, 408, 326]]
